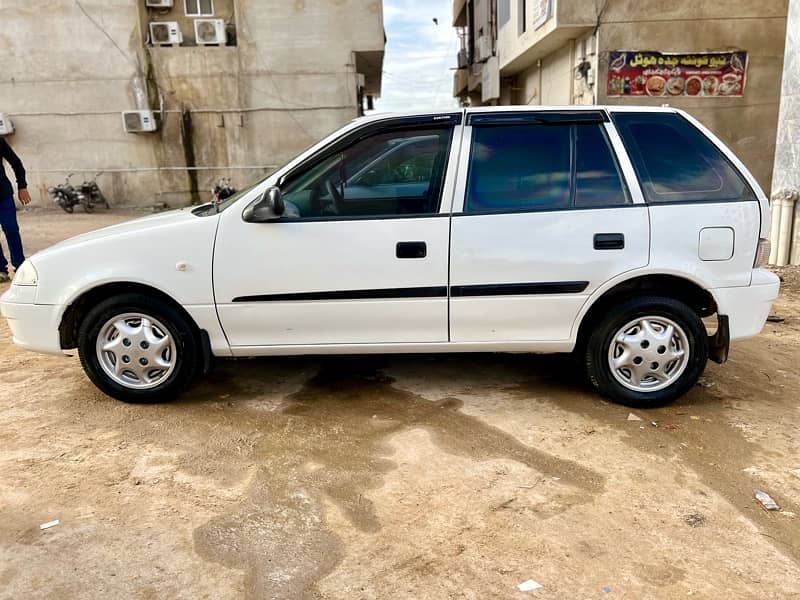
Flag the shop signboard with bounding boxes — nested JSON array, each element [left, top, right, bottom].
[[607, 51, 748, 97]]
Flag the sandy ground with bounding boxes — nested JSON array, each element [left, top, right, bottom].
[[1, 210, 798, 600]]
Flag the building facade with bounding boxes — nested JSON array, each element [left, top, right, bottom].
[[453, 0, 788, 193], [771, 0, 800, 264], [0, 0, 384, 207]]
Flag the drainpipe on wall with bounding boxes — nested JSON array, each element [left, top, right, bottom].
[[769, 196, 782, 264], [792, 201, 800, 265], [537, 59, 543, 105], [777, 196, 795, 265], [569, 39, 576, 104], [180, 106, 202, 205]]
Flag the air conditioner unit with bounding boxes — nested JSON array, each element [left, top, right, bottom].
[[477, 35, 493, 62], [0, 114, 13, 136], [457, 49, 468, 68], [194, 19, 226, 45], [146, 0, 174, 7], [149, 21, 182, 45], [122, 110, 158, 133]]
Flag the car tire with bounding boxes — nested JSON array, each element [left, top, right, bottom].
[[584, 296, 708, 408], [78, 294, 201, 403]]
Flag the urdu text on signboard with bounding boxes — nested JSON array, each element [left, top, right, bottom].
[[607, 51, 748, 98]]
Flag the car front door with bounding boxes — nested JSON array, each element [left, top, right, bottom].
[[448, 110, 650, 343], [213, 114, 462, 350]]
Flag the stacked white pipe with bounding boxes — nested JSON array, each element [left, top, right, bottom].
[[769, 189, 800, 266]]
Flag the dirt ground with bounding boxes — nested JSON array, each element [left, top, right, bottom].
[[1, 209, 799, 600]]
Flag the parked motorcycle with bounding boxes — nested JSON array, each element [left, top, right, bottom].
[[47, 173, 85, 214], [78, 172, 111, 213], [48, 173, 109, 214], [211, 177, 236, 203]]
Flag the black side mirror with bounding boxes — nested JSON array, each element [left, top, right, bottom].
[[243, 186, 285, 223]]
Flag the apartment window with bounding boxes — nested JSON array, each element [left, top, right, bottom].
[[185, 0, 213, 16], [498, 0, 510, 27], [518, 0, 526, 35]]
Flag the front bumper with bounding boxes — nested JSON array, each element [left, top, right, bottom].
[[712, 269, 781, 341], [0, 287, 63, 355]]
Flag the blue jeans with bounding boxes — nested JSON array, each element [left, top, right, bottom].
[[0, 195, 25, 273]]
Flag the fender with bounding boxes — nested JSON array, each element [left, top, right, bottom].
[[568, 267, 722, 345]]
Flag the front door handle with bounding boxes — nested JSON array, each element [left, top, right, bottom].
[[594, 233, 625, 250], [396, 241, 427, 259]]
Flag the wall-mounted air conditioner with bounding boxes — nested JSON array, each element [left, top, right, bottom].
[[0, 114, 13, 136], [122, 110, 158, 133], [150, 21, 182, 45], [146, 0, 174, 7], [194, 18, 226, 45]]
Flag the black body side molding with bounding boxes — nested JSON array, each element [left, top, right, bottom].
[[450, 281, 589, 297], [233, 281, 589, 303]]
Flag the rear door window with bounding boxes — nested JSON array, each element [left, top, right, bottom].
[[612, 112, 755, 204], [466, 124, 571, 213], [574, 124, 630, 208], [465, 120, 629, 213]]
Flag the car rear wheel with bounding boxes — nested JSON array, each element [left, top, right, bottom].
[[584, 296, 708, 408], [78, 294, 200, 403]]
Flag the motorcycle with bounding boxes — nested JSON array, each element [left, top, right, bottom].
[[48, 173, 109, 214], [47, 173, 86, 214], [78, 172, 111, 213], [211, 177, 236, 204]]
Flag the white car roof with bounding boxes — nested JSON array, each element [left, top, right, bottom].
[[360, 104, 679, 124]]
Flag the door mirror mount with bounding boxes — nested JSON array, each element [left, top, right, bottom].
[[243, 186, 285, 223]]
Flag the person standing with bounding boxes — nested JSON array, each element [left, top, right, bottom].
[[0, 137, 31, 283]]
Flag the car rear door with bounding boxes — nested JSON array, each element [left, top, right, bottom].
[[448, 110, 650, 343]]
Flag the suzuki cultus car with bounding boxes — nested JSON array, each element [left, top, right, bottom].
[[1, 106, 779, 407]]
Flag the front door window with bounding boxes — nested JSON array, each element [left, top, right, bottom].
[[281, 127, 453, 219]]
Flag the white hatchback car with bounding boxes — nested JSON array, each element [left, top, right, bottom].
[[1, 106, 779, 407]]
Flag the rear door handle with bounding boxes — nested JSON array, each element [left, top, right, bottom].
[[594, 233, 625, 250], [396, 241, 427, 259]]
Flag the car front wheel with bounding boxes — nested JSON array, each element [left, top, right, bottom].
[[584, 296, 708, 408], [78, 294, 200, 403]]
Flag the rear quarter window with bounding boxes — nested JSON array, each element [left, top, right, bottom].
[[612, 112, 755, 204]]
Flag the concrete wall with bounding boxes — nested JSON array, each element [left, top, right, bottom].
[[473, 0, 491, 41], [773, 0, 800, 193], [513, 29, 596, 106], [0, 0, 384, 207], [596, 0, 788, 193], [497, 0, 594, 73], [514, 43, 571, 105]]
